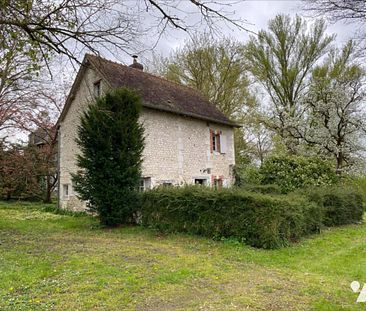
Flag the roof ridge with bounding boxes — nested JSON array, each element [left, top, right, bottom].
[[81, 53, 238, 128], [86, 54, 206, 99]]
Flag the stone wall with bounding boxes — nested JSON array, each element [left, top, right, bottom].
[[59, 66, 235, 211]]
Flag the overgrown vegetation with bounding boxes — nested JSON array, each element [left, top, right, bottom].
[[72, 88, 144, 226], [0, 142, 57, 202], [259, 155, 339, 193]]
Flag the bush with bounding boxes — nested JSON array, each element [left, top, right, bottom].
[[239, 184, 281, 195], [234, 165, 262, 186], [305, 186, 364, 226], [141, 186, 321, 249], [347, 176, 366, 203], [260, 155, 338, 193]]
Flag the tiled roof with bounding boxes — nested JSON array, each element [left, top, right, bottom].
[[86, 54, 237, 127]]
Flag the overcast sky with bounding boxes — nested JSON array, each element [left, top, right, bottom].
[[124, 0, 357, 66]]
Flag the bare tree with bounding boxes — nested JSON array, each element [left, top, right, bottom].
[[0, 37, 69, 137], [243, 123, 273, 165], [303, 0, 366, 49], [304, 0, 366, 23], [14, 77, 68, 203], [27, 116, 58, 203], [0, 36, 36, 132], [0, 0, 250, 64]]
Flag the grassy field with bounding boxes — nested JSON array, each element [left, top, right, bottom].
[[1, 202, 366, 310]]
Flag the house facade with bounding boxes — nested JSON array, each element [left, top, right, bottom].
[[58, 54, 237, 211]]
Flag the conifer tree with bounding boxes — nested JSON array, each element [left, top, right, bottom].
[[72, 87, 144, 226]]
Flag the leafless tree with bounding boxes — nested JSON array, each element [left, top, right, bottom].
[[0, 39, 41, 133], [304, 0, 366, 22], [0, 0, 251, 63], [303, 0, 366, 50], [0, 37, 69, 136]]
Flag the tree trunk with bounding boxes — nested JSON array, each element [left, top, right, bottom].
[[43, 176, 52, 203]]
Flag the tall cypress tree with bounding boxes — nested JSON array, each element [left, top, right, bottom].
[[72, 87, 144, 226]]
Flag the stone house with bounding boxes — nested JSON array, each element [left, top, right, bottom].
[[57, 54, 238, 210]]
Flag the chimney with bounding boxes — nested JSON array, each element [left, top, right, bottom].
[[129, 55, 144, 71]]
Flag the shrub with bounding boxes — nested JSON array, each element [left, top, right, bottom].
[[260, 155, 338, 193], [234, 165, 262, 186], [72, 88, 144, 226], [141, 186, 322, 249], [239, 184, 281, 195], [347, 176, 366, 203], [305, 186, 364, 226]]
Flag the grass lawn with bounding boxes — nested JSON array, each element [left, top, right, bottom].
[[1, 202, 366, 310]]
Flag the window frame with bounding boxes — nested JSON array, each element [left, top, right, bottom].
[[93, 80, 101, 98], [63, 184, 70, 199], [194, 178, 208, 186], [139, 177, 152, 192], [210, 129, 221, 153]]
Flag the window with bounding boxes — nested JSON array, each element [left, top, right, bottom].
[[213, 178, 223, 189], [210, 130, 228, 154], [194, 178, 207, 186], [139, 177, 151, 191], [162, 182, 173, 187], [210, 130, 221, 153], [93, 80, 101, 97], [63, 184, 69, 198]]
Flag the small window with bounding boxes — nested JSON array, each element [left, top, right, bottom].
[[194, 178, 207, 186], [210, 130, 221, 153], [93, 80, 101, 97], [139, 177, 151, 192], [162, 182, 173, 187], [63, 184, 69, 198]]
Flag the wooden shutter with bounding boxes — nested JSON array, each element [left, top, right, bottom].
[[220, 133, 227, 154], [216, 131, 221, 153], [210, 129, 214, 153]]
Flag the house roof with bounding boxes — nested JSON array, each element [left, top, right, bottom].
[[58, 54, 238, 127]]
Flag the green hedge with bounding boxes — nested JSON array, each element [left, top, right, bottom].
[[305, 186, 364, 226], [239, 184, 281, 195], [141, 187, 321, 249]]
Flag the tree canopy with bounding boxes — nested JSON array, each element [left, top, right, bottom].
[[301, 41, 366, 172], [244, 14, 334, 152]]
